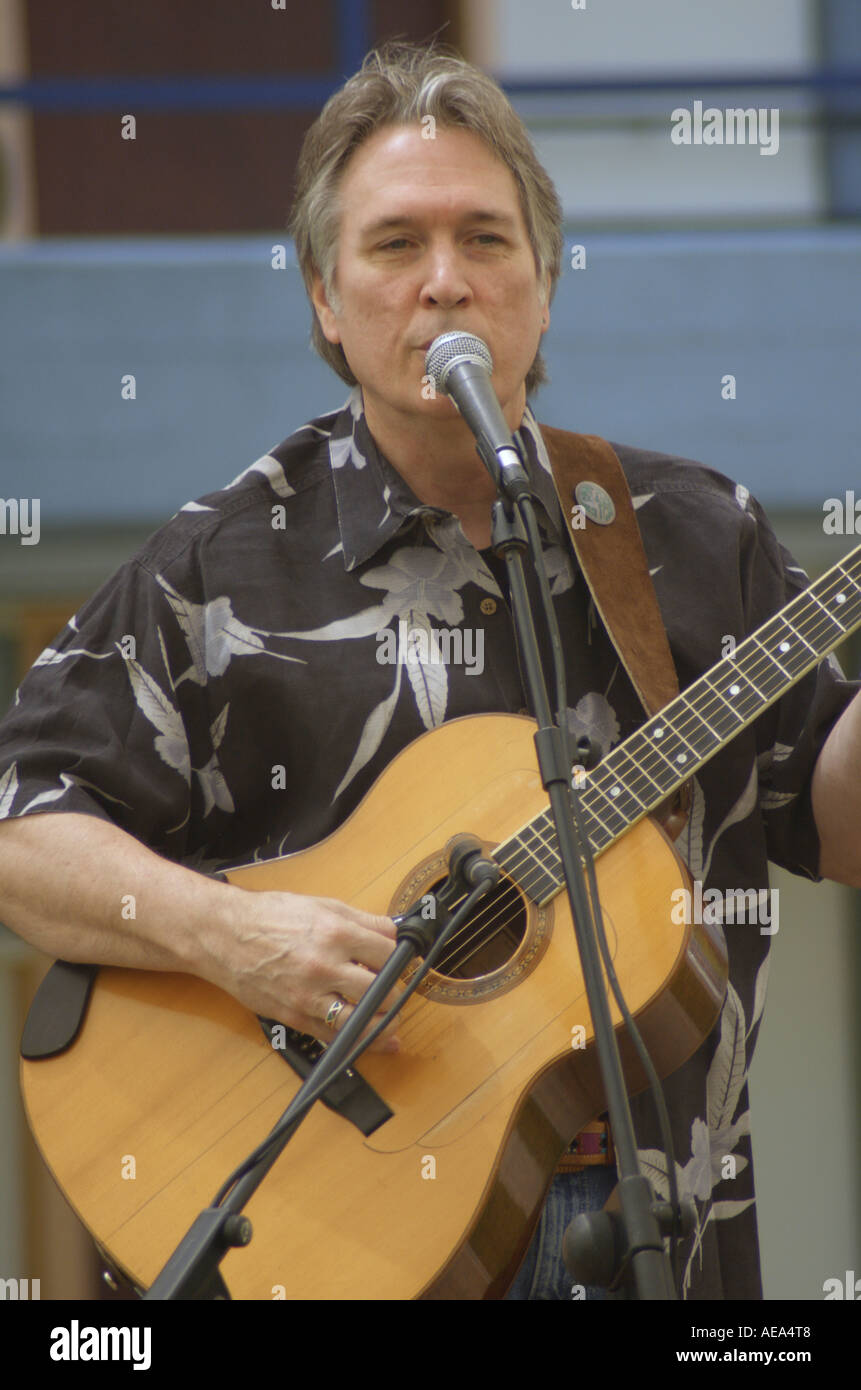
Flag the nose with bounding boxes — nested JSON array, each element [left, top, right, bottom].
[[419, 243, 472, 310]]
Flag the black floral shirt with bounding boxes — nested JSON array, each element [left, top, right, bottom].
[[0, 389, 856, 1299]]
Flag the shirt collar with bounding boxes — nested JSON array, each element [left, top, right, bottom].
[[328, 387, 565, 570]]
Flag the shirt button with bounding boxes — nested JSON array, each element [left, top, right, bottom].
[[480, 598, 497, 615]]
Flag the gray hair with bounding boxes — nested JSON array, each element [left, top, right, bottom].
[[288, 40, 563, 394]]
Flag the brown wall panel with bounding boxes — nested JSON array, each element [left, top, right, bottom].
[[24, 0, 456, 234], [31, 110, 311, 234], [25, 0, 335, 75]]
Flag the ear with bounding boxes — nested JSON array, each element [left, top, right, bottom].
[[538, 270, 551, 333], [311, 271, 341, 345]]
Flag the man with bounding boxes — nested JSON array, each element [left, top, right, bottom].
[[0, 42, 859, 1301]]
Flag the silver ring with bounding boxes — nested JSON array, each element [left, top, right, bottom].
[[324, 997, 346, 1030]]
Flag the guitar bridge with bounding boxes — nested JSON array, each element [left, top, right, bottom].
[[258, 1018, 393, 1137]]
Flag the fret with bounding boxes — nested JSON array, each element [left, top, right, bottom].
[[699, 664, 763, 724], [735, 643, 791, 701], [519, 822, 557, 873], [836, 561, 861, 598], [661, 700, 724, 761], [684, 678, 746, 739], [605, 739, 673, 801], [577, 787, 620, 839], [491, 545, 861, 900], [580, 783, 630, 840], [638, 713, 700, 778], [755, 613, 816, 675], [790, 594, 850, 649], [601, 728, 680, 797], [808, 592, 848, 640], [574, 802, 615, 856], [503, 830, 559, 903], [586, 764, 647, 823], [526, 818, 560, 862]]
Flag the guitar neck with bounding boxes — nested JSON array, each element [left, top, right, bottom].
[[497, 545, 861, 904]]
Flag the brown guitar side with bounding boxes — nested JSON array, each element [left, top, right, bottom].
[[20, 713, 726, 1299]]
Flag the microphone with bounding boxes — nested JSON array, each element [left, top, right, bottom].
[[425, 332, 531, 502]]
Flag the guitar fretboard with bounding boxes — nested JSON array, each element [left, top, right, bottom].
[[494, 545, 861, 904]]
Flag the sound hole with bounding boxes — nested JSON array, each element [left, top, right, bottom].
[[429, 875, 528, 980]]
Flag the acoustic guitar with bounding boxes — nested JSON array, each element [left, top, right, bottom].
[[19, 545, 861, 1299]]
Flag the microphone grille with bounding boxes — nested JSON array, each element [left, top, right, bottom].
[[425, 332, 493, 387]]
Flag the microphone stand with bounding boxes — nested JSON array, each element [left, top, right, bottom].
[[486, 442, 677, 1301]]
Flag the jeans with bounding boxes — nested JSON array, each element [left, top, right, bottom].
[[504, 1167, 620, 1301]]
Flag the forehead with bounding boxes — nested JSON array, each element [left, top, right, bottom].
[[337, 123, 527, 230]]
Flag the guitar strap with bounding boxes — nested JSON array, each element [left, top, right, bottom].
[[538, 423, 690, 833]]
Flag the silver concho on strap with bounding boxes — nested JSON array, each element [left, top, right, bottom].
[[574, 481, 616, 525]]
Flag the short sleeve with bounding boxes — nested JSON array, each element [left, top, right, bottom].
[[0, 557, 204, 860]]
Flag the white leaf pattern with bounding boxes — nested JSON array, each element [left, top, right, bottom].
[[226, 453, 296, 497], [748, 954, 771, 1039], [156, 576, 306, 683], [402, 611, 448, 731], [758, 789, 798, 810], [279, 604, 395, 644], [333, 663, 403, 803], [707, 983, 747, 1132], [33, 646, 113, 668], [329, 433, 367, 471], [122, 652, 191, 782], [0, 762, 19, 819], [195, 755, 235, 817], [680, 776, 707, 879], [19, 785, 68, 813], [210, 703, 229, 750], [709, 1198, 756, 1221]]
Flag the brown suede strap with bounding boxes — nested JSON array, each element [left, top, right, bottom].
[[538, 424, 690, 830], [539, 425, 679, 719]]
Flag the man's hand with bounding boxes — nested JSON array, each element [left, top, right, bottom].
[[203, 889, 403, 1053], [0, 812, 404, 1052]]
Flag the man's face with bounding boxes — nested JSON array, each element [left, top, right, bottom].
[[311, 123, 550, 439]]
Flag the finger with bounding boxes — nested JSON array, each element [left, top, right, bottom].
[[274, 1007, 399, 1056], [319, 899, 398, 941], [330, 918, 401, 975], [337, 961, 404, 1014], [318, 996, 400, 1053]]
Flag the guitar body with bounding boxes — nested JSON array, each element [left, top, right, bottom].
[[20, 713, 726, 1300]]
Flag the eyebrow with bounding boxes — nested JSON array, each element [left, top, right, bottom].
[[359, 209, 519, 239]]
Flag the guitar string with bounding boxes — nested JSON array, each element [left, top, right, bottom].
[[425, 577, 861, 976]]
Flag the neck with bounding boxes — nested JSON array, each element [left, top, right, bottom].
[[362, 389, 527, 541]]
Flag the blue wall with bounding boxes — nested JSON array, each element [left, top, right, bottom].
[[0, 227, 858, 521]]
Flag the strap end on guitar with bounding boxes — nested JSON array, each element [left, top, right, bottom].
[[20, 960, 98, 1060]]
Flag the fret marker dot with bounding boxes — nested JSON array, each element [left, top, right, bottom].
[[676, 753, 688, 764], [836, 593, 846, 604], [729, 684, 740, 696], [653, 726, 664, 738], [778, 641, 790, 653], [610, 785, 621, 797]]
